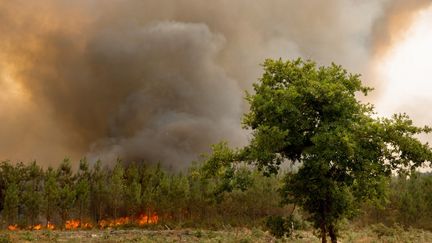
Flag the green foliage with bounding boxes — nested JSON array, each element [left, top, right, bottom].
[[21, 161, 43, 226], [265, 211, 307, 238], [109, 159, 125, 218], [359, 172, 432, 230], [124, 163, 142, 216], [90, 160, 108, 222], [205, 58, 432, 242], [265, 216, 288, 238], [3, 182, 19, 225], [56, 159, 76, 227], [0, 234, 11, 243], [75, 158, 91, 226], [43, 167, 59, 224], [0, 158, 285, 229], [201, 142, 255, 203]]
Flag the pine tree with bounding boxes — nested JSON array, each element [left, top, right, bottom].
[[22, 161, 43, 226], [124, 163, 142, 217], [75, 158, 91, 227], [90, 160, 108, 223], [56, 159, 76, 228], [3, 182, 19, 225], [43, 167, 59, 226], [109, 159, 125, 219]]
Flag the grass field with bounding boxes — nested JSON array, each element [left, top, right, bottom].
[[1, 225, 432, 243]]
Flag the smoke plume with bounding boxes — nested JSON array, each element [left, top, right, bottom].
[[0, 0, 430, 168], [372, 0, 432, 57]]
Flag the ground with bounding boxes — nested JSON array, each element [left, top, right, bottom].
[[1, 226, 432, 242]]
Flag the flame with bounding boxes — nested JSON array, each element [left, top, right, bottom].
[[137, 213, 159, 225], [99, 213, 159, 228], [98, 216, 131, 228], [47, 222, 55, 230], [81, 222, 93, 229], [8, 224, 18, 231], [5, 212, 158, 230], [65, 219, 80, 230], [32, 224, 42, 230]]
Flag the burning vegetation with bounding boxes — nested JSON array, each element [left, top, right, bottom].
[[8, 213, 158, 231], [0, 157, 283, 231]]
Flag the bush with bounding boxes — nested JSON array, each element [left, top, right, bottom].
[[0, 234, 11, 243], [371, 223, 398, 238], [265, 216, 290, 238]]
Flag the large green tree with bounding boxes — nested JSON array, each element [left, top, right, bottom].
[[207, 59, 432, 243]]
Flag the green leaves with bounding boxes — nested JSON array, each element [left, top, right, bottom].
[[212, 58, 432, 241]]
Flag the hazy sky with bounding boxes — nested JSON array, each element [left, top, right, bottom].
[[0, 0, 431, 168]]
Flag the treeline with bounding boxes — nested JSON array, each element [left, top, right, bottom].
[[1, 158, 432, 231], [359, 172, 432, 230], [0, 159, 285, 229]]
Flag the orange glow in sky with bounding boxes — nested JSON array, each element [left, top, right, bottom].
[[376, 5, 432, 122]]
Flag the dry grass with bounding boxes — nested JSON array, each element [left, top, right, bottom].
[[0, 226, 432, 243]]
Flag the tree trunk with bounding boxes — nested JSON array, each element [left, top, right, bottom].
[[321, 223, 327, 243], [329, 224, 337, 243]]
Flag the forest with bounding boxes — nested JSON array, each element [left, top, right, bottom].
[[1, 158, 432, 234]]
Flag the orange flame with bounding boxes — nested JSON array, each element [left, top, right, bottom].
[[65, 219, 80, 230], [5, 212, 158, 230], [47, 222, 55, 230], [7, 224, 18, 231], [98, 213, 159, 228], [137, 213, 159, 225], [81, 222, 93, 229], [64, 219, 93, 230], [32, 224, 42, 230]]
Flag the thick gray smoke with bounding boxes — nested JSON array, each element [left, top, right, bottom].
[[0, 0, 430, 168], [86, 22, 245, 168]]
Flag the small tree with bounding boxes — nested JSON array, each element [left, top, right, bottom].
[[206, 59, 432, 243]]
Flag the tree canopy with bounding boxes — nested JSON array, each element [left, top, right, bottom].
[[205, 58, 432, 243]]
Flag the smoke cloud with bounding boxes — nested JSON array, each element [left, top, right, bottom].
[[0, 0, 430, 168], [372, 0, 432, 57]]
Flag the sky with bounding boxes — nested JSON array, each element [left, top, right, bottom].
[[0, 0, 432, 168]]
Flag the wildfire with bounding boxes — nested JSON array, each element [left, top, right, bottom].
[[65, 220, 80, 230], [81, 222, 93, 229], [98, 213, 158, 228], [64, 219, 92, 230], [5, 213, 158, 230], [137, 213, 159, 225], [47, 222, 55, 230], [32, 224, 42, 230], [7, 224, 18, 231]]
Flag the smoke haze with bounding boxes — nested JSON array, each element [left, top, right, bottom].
[[0, 0, 431, 168]]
